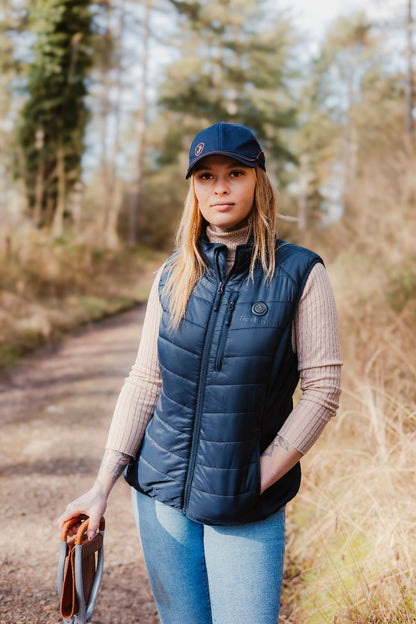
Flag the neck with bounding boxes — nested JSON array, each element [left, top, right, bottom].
[[209, 217, 250, 233], [206, 223, 249, 246]]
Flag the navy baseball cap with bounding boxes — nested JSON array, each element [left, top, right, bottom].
[[186, 122, 266, 178]]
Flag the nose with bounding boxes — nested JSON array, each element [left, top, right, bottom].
[[213, 177, 230, 195]]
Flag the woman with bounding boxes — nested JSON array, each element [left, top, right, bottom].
[[59, 122, 342, 623]]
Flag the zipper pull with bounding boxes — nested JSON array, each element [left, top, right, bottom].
[[214, 282, 224, 311], [225, 300, 236, 326]]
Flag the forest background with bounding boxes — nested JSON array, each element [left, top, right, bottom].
[[1, 0, 415, 621]]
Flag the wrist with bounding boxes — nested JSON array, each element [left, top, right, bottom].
[[91, 479, 107, 499], [259, 435, 303, 494], [260, 455, 275, 494]]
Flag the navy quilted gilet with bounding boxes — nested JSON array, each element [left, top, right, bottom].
[[125, 236, 322, 525]]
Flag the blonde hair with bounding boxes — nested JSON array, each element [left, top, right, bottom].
[[164, 167, 278, 328]]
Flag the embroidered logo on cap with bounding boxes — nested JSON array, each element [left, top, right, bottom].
[[195, 142, 204, 156]]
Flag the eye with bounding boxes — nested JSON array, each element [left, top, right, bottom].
[[229, 169, 246, 178], [196, 171, 213, 181]]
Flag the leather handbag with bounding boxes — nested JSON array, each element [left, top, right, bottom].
[[57, 516, 105, 624]]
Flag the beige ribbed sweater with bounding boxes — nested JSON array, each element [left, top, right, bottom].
[[106, 226, 342, 457]]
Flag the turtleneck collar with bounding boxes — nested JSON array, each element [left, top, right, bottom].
[[206, 224, 250, 249], [205, 224, 250, 276]]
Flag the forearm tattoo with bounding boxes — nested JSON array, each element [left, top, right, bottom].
[[261, 435, 289, 457], [100, 450, 131, 488]]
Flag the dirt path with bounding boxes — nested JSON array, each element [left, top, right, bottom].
[[0, 307, 158, 624], [0, 307, 294, 624]]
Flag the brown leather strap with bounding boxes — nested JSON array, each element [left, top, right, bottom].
[[60, 540, 77, 618], [59, 516, 105, 619], [61, 516, 84, 541], [61, 515, 105, 542]]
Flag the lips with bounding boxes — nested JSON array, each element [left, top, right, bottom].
[[210, 203, 235, 210]]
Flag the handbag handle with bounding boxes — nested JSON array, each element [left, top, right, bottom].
[[61, 516, 105, 543], [58, 515, 106, 623]]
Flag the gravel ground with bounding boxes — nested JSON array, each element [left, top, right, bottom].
[[0, 307, 158, 624], [0, 306, 294, 624]]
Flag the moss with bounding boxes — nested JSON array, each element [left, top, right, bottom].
[[0, 344, 20, 369], [388, 266, 416, 313]]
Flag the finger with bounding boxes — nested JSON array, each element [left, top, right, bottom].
[[86, 510, 104, 540], [57, 505, 86, 530], [57, 510, 76, 530]]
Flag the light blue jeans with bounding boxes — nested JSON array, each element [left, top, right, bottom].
[[131, 490, 285, 624]]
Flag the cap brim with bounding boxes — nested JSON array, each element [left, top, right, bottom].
[[186, 151, 263, 178]]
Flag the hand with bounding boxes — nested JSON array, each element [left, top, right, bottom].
[[58, 484, 107, 540], [58, 449, 131, 539], [259, 434, 302, 494]]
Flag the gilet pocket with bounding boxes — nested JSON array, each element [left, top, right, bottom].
[[214, 292, 239, 371]]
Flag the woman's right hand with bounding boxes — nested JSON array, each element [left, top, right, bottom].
[[57, 448, 131, 540], [58, 483, 107, 540]]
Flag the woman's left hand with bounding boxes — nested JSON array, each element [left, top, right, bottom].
[[260, 435, 302, 494]]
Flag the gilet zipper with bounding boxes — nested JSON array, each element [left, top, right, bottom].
[[183, 279, 225, 512], [214, 293, 238, 371]]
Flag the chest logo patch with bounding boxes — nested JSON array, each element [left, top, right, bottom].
[[251, 301, 268, 316]]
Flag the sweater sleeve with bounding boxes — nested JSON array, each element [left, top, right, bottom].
[[105, 269, 163, 457], [278, 262, 342, 454]]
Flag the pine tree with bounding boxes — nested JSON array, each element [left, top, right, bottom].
[[126, 0, 300, 247], [293, 13, 383, 230], [18, 0, 93, 233], [0, 1, 27, 218], [157, 0, 298, 176]]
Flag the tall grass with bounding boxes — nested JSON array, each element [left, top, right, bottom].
[[286, 364, 416, 622], [283, 152, 416, 622], [0, 227, 165, 367]]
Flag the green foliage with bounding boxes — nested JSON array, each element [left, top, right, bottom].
[[0, 1, 27, 205], [317, 13, 378, 114], [130, 0, 302, 249], [0, 345, 20, 369], [118, 158, 186, 251], [156, 0, 298, 173], [290, 12, 393, 230], [388, 263, 416, 312], [17, 0, 93, 227]]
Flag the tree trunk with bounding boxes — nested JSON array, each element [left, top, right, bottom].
[[33, 130, 45, 226], [103, 0, 126, 249], [128, 0, 151, 248], [33, 162, 44, 227], [52, 137, 66, 237], [99, 1, 113, 242], [405, 0, 414, 137], [298, 154, 310, 233], [344, 76, 358, 199]]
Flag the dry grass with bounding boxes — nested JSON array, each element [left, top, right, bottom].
[[0, 227, 165, 368], [282, 152, 416, 622], [286, 366, 416, 622]]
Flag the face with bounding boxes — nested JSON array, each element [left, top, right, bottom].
[[193, 155, 256, 232]]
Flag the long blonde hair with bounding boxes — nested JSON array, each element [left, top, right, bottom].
[[164, 167, 278, 328]]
